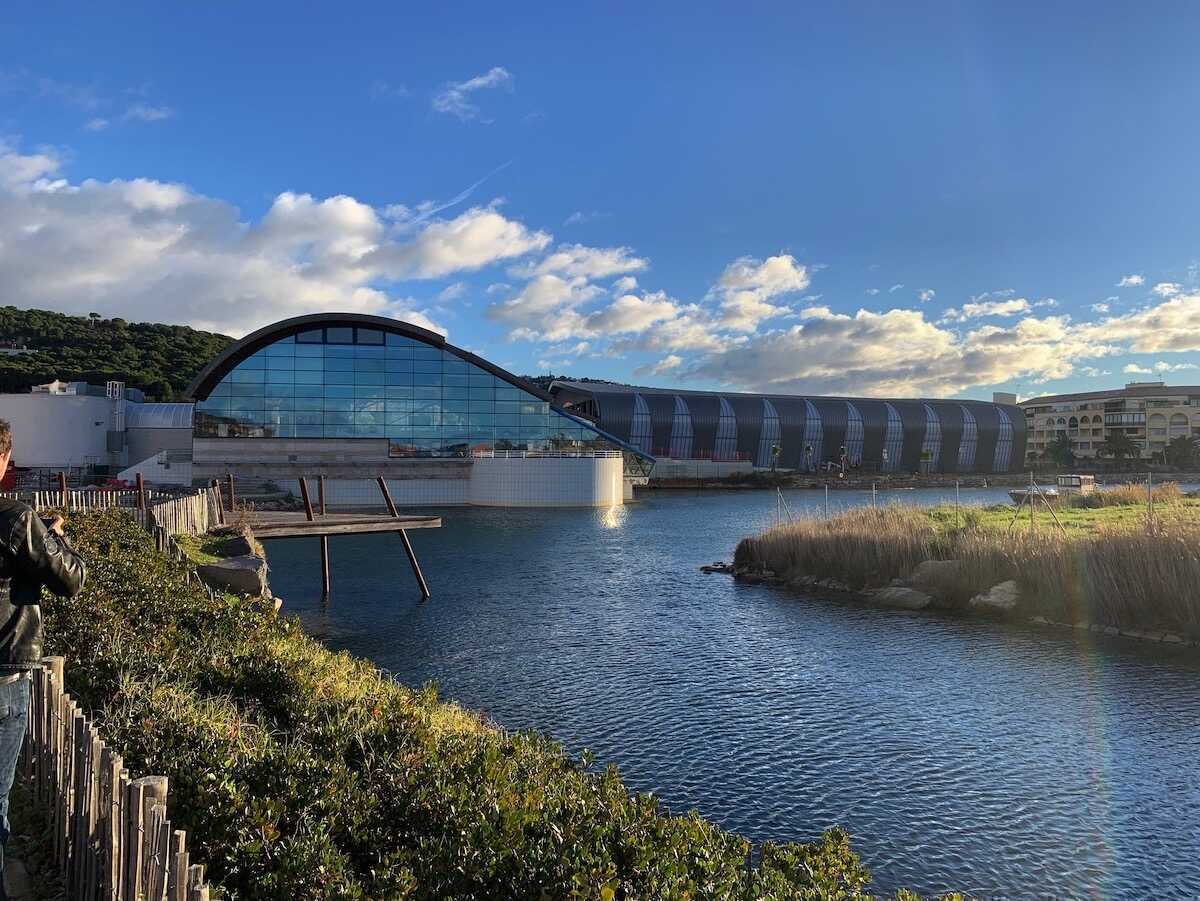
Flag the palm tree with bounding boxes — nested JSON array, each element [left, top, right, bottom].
[[1164, 434, 1199, 470], [1096, 431, 1139, 468], [1044, 433, 1075, 467]]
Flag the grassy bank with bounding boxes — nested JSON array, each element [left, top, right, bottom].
[[47, 509, 945, 900], [735, 489, 1200, 638]]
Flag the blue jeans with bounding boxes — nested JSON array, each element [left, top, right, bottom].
[[0, 676, 30, 901]]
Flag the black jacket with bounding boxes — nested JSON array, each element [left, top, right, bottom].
[[0, 499, 87, 671]]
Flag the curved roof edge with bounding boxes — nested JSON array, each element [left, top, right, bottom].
[[186, 312, 654, 463]]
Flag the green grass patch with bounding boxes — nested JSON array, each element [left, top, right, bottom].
[[47, 509, 942, 900]]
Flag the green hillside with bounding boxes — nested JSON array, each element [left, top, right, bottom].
[[0, 307, 233, 400]]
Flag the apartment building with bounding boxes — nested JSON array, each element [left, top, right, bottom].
[[1019, 382, 1200, 461]]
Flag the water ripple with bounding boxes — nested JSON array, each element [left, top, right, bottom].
[[268, 488, 1200, 898]]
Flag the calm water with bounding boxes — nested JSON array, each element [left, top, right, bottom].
[[265, 487, 1200, 898]]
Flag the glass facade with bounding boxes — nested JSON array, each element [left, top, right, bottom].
[[844, 402, 864, 465], [993, 407, 1013, 472], [757, 399, 781, 468], [882, 403, 903, 472], [921, 403, 941, 472], [957, 405, 978, 471], [669, 395, 693, 459], [194, 325, 624, 458], [629, 394, 652, 454], [802, 400, 823, 471], [714, 398, 738, 461]]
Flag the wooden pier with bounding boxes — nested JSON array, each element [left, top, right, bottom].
[[228, 511, 441, 540]]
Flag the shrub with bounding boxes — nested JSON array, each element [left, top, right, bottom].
[[49, 509, 896, 899]]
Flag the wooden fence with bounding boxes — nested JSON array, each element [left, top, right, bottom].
[[23, 657, 213, 900]]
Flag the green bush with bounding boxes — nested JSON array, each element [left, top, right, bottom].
[[46, 509, 896, 900]]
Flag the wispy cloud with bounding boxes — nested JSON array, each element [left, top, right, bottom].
[[563, 210, 609, 226], [918, 288, 935, 303], [940, 297, 1032, 322], [370, 80, 410, 101], [889, 283, 905, 293], [432, 66, 513, 122], [1117, 273, 1145, 287], [384, 160, 513, 227], [1152, 282, 1182, 298], [122, 103, 174, 123]]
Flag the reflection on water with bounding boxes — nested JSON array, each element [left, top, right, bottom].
[[265, 487, 1200, 897]]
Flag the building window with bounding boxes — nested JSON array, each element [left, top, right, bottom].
[[882, 403, 903, 472], [993, 407, 1013, 472], [958, 405, 978, 471], [714, 397, 738, 461], [1169, 413, 1189, 437], [757, 399, 781, 468], [844, 402, 864, 466], [921, 404, 942, 472], [630, 394, 652, 454], [195, 325, 631, 458], [1148, 413, 1168, 437], [668, 395, 693, 459], [802, 400, 823, 471]]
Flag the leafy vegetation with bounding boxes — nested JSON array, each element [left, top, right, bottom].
[[0, 307, 232, 399], [735, 487, 1200, 638], [1095, 430, 1139, 464], [47, 509, 936, 900], [1042, 434, 1075, 466]]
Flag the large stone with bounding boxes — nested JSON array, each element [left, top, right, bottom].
[[907, 559, 964, 598], [869, 586, 933, 610], [968, 580, 1020, 613], [197, 555, 270, 597]]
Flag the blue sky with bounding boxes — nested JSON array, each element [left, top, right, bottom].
[[1, 2, 1199, 400]]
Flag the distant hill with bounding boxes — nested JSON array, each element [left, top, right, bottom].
[[0, 307, 233, 401]]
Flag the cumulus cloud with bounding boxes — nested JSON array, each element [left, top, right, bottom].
[[686, 308, 1115, 397], [511, 243, 647, 280], [940, 297, 1032, 322], [711, 254, 809, 331], [1123, 364, 1152, 375], [1083, 291, 1200, 353], [1153, 360, 1199, 373], [432, 67, 513, 121], [0, 141, 563, 337], [1090, 302, 1110, 313], [1152, 282, 1182, 297], [1117, 274, 1145, 287], [918, 288, 935, 302], [612, 275, 638, 293], [635, 354, 683, 377]]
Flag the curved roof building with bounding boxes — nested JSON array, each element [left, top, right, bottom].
[[186, 313, 651, 470], [549, 381, 1027, 474]]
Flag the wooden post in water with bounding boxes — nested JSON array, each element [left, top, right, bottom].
[[297, 477, 329, 599], [318, 475, 330, 598], [376, 475, 430, 600]]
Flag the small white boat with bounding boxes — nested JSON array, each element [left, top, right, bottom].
[[1008, 486, 1058, 504]]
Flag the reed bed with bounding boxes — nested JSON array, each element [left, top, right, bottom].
[[735, 504, 1200, 638]]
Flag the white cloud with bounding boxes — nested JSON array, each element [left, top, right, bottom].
[[687, 308, 1115, 397], [436, 282, 466, 302], [83, 118, 109, 132], [563, 210, 608, 226], [865, 288, 880, 296], [711, 254, 809, 331], [635, 354, 683, 378], [918, 288, 935, 303], [122, 103, 174, 123], [511, 243, 648, 280], [1117, 274, 1145, 287], [1152, 282, 1182, 297], [888, 283, 904, 293], [0, 141, 573, 337], [612, 275, 638, 293], [1153, 360, 1199, 373], [1079, 367, 1111, 378], [1090, 303, 1110, 314], [432, 66, 513, 121], [1083, 291, 1200, 353], [370, 207, 550, 278], [370, 80, 410, 100], [1123, 364, 1152, 375], [940, 297, 1032, 322], [485, 281, 511, 295]]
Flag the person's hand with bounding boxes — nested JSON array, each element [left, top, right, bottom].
[[46, 515, 65, 536]]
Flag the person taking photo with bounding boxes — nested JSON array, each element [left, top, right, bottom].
[[0, 419, 87, 898]]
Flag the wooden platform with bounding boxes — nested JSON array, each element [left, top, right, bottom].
[[230, 512, 442, 539]]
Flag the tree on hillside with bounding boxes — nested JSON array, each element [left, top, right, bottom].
[[1044, 433, 1075, 467], [1096, 431, 1140, 467], [1165, 434, 1199, 469]]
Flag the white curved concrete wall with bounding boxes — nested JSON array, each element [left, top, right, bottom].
[[468, 456, 624, 507]]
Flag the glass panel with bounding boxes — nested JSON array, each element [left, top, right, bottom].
[[296, 329, 323, 343], [326, 326, 354, 344], [356, 328, 384, 345]]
